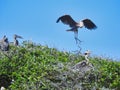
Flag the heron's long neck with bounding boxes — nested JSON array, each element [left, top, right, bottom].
[[85, 55, 89, 62], [14, 38, 18, 45]]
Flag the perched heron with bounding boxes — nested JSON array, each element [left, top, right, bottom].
[[84, 50, 91, 62], [71, 50, 91, 71], [0, 35, 9, 51], [56, 15, 97, 44], [76, 50, 91, 67], [13, 34, 23, 46]]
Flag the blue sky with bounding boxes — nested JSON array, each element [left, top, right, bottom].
[[0, 0, 120, 60]]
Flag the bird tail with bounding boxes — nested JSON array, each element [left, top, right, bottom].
[[66, 28, 77, 32], [66, 29, 74, 31]]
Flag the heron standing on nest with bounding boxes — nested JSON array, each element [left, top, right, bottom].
[[13, 34, 23, 46]]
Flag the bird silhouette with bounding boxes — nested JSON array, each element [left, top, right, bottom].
[[13, 34, 23, 46], [0, 35, 9, 51], [56, 15, 97, 44]]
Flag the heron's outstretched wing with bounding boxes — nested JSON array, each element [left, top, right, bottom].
[[56, 15, 77, 27], [82, 19, 97, 30], [14, 34, 23, 39]]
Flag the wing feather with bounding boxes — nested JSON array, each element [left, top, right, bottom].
[[14, 34, 23, 39], [56, 15, 77, 27], [82, 19, 97, 30]]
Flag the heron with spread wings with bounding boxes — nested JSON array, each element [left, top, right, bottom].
[[13, 34, 23, 46], [56, 15, 97, 44]]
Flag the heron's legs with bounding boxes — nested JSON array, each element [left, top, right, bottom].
[[74, 31, 82, 52], [66, 28, 82, 53], [66, 28, 82, 44], [74, 30, 82, 44]]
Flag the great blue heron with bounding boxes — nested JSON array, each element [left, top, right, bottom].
[[56, 15, 97, 44], [75, 50, 91, 67], [71, 50, 93, 72], [84, 50, 91, 62], [0, 35, 9, 51], [13, 34, 23, 46]]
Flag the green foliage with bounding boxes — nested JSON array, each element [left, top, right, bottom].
[[0, 41, 120, 90]]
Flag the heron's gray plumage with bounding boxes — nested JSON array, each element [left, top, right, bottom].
[[56, 15, 97, 30], [82, 19, 97, 29], [0, 35, 9, 51], [56, 15, 97, 44], [56, 15, 77, 27], [14, 34, 23, 46]]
